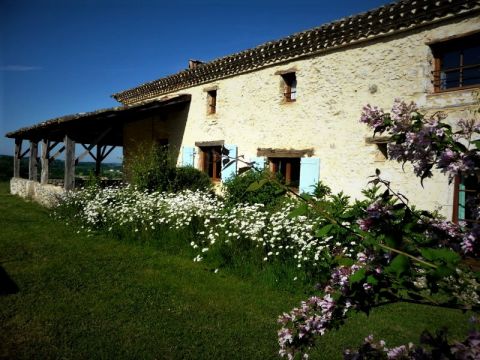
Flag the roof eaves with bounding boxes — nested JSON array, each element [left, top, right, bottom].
[[5, 94, 191, 139]]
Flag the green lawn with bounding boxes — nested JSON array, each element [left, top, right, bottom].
[[0, 182, 475, 359]]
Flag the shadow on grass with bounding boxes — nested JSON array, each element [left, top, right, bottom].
[[0, 265, 19, 295]]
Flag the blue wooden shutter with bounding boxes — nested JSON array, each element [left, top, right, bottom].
[[221, 144, 237, 182], [299, 157, 320, 194], [182, 146, 195, 167], [251, 156, 266, 171]]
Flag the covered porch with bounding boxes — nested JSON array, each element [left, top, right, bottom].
[[5, 94, 191, 203]]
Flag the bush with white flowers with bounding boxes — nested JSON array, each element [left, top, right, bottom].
[[54, 184, 360, 280]]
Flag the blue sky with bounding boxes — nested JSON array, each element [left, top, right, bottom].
[[0, 0, 391, 161]]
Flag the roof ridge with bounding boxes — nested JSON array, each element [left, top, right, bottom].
[[198, 0, 397, 64], [112, 0, 480, 104]]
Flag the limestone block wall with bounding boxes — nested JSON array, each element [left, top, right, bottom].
[[10, 178, 65, 208], [123, 105, 189, 159], [124, 15, 479, 219]]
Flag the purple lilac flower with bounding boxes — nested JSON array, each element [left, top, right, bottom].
[[362, 283, 373, 291], [386, 345, 409, 359], [457, 119, 479, 136], [331, 266, 360, 292], [461, 226, 480, 256], [361, 100, 479, 181], [438, 150, 478, 179], [278, 291, 341, 358], [356, 252, 368, 263], [360, 104, 386, 130], [357, 217, 374, 231], [451, 330, 480, 359], [390, 99, 418, 132], [428, 219, 461, 238], [357, 201, 393, 231]]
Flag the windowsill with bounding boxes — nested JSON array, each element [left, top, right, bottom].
[[365, 136, 391, 144]]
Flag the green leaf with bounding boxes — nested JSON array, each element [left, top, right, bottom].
[[384, 234, 399, 248], [392, 203, 406, 211], [336, 257, 354, 267], [287, 203, 308, 219], [473, 139, 480, 150], [245, 179, 268, 192], [386, 255, 409, 277], [315, 224, 333, 237], [453, 141, 468, 152], [381, 189, 390, 201], [431, 264, 456, 279], [366, 275, 378, 286], [420, 248, 460, 265], [349, 268, 366, 284]]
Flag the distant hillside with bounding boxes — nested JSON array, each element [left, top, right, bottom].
[[0, 155, 122, 182]]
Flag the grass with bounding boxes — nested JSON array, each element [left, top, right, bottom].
[[0, 181, 475, 359]]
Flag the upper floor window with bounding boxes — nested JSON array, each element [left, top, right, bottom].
[[432, 32, 480, 92], [207, 90, 217, 114], [281, 72, 297, 102]]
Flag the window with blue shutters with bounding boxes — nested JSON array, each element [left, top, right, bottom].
[[197, 144, 238, 182], [267, 156, 320, 194]]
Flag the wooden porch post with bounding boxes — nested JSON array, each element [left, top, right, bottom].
[[95, 145, 102, 177], [14, 139, 22, 178], [28, 140, 38, 181], [41, 139, 50, 184], [64, 135, 75, 191]]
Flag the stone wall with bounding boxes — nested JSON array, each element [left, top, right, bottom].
[[10, 178, 65, 208], [123, 15, 480, 219]]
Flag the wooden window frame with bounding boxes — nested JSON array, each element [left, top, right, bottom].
[[207, 90, 217, 114], [452, 174, 480, 226], [199, 146, 222, 182], [431, 32, 480, 93], [281, 72, 297, 102], [269, 157, 300, 190]]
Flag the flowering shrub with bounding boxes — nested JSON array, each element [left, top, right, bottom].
[[55, 185, 223, 233], [54, 184, 360, 283], [277, 100, 479, 359]]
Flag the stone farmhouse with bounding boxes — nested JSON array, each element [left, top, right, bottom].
[[6, 0, 480, 223]]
